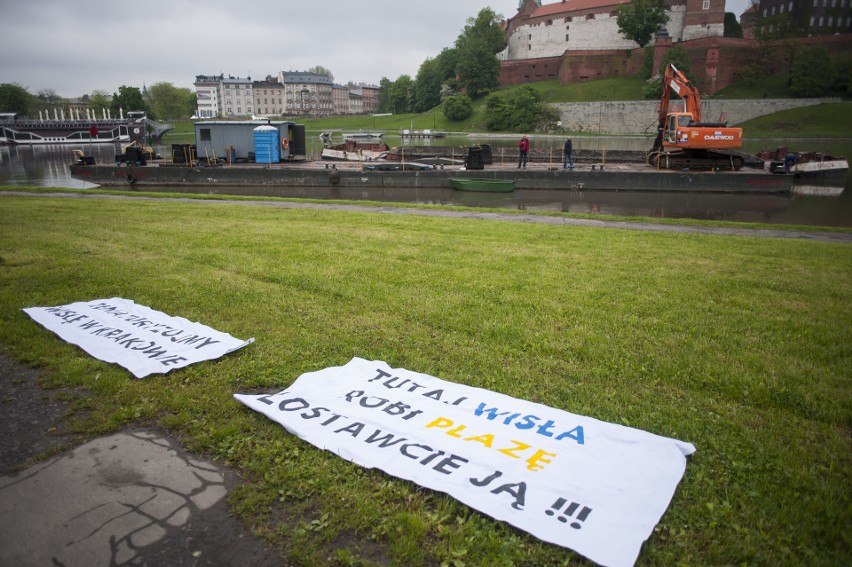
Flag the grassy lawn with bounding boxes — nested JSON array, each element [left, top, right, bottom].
[[1, 194, 849, 565], [737, 102, 852, 138]]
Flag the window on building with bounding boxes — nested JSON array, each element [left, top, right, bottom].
[[566, 33, 570, 41], [828, 15, 833, 25], [200, 129, 211, 141], [779, 4, 784, 11], [771, 6, 775, 14], [810, 15, 816, 24], [831, 0, 836, 6], [819, 15, 824, 25], [789, 1, 793, 9], [702, 0, 710, 9]]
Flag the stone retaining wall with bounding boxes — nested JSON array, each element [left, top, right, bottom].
[[551, 99, 839, 136]]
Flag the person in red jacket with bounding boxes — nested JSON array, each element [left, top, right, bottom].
[[518, 135, 529, 168]]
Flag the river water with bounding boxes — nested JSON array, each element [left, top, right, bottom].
[[1, 136, 850, 228]]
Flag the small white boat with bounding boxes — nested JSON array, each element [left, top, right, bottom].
[[342, 132, 383, 140]]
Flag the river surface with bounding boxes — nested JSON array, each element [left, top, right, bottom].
[[1, 136, 850, 228]]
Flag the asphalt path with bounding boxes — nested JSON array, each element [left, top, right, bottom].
[[2, 190, 851, 243], [0, 354, 284, 567]]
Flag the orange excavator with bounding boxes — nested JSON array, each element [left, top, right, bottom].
[[648, 64, 744, 170]]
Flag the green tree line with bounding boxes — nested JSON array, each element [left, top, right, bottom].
[[0, 82, 196, 121]]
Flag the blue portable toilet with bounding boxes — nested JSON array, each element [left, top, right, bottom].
[[253, 125, 280, 163]]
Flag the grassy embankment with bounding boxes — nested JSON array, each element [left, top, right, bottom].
[[162, 77, 852, 141], [1, 195, 849, 565]]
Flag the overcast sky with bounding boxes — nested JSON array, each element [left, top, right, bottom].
[[1, 0, 751, 99]]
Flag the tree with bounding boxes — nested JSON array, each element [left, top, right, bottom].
[[790, 46, 835, 97], [387, 75, 414, 114], [111, 85, 147, 115], [616, 0, 668, 48], [658, 46, 692, 78], [442, 95, 473, 121], [88, 90, 111, 114], [414, 47, 460, 112], [149, 82, 194, 120], [644, 47, 693, 99], [483, 86, 558, 132], [376, 77, 392, 113], [31, 89, 62, 114], [832, 53, 852, 94], [456, 41, 502, 99], [454, 8, 507, 98], [724, 12, 743, 38], [414, 57, 443, 113], [0, 83, 33, 115], [308, 66, 334, 82]]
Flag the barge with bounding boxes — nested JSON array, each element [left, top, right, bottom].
[[69, 160, 796, 194]]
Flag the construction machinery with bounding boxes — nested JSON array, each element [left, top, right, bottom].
[[648, 64, 744, 170]]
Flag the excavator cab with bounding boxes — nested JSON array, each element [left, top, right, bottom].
[[664, 113, 693, 145]]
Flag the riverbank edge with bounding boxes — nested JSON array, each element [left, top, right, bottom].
[[2, 188, 851, 242]]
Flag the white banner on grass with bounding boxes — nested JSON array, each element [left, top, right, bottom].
[[24, 298, 254, 378], [236, 358, 695, 567]]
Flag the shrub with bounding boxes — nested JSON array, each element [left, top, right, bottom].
[[442, 95, 473, 121]]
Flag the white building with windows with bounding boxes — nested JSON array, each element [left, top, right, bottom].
[[278, 71, 333, 116], [193, 74, 254, 118], [220, 76, 253, 118], [501, 0, 725, 61], [194, 75, 221, 118]]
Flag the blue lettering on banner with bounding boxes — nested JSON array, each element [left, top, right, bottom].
[[473, 403, 585, 445]]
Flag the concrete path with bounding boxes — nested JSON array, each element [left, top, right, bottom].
[[0, 356, 283, 567], [3, 190, 851, 243]]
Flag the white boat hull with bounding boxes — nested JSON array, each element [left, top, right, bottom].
[[321, 148, 387, 162]]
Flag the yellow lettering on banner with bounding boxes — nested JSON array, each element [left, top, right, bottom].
[[425, 417, 454, 429], [497, 440, 531, 459], [525, 449, 557, 472], [446, 426, 467, 438], [423, 416, 557, 471], [464, 433, 494, 447]]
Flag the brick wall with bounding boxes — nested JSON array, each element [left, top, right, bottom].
[[499, 33, 852, 95]]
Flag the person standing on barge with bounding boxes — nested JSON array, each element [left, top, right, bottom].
[[563, 137, 574, 170], [518, 135, 529, 168]]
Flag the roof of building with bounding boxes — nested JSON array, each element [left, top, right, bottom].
[[253, 80, 283, 89], [519, 0, 634, 18], [279, 72, 333, 85], [221, 76, 252, 85]]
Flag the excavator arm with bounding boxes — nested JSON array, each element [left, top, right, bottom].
[[653, 64, 703, 151]]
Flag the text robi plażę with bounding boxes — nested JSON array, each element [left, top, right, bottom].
[[235, 357, 695, 567]]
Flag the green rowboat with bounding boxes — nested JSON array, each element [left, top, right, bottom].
[[449, 177, 515, 192]]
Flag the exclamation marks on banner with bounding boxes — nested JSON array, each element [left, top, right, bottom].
[[545, 497, 592, 529]]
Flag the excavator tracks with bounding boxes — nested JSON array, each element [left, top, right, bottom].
[[647, 150, 745, 171]]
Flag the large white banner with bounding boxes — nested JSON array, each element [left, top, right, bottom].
[[236, 358, 695, 567], [24, 298, 254, 378]]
